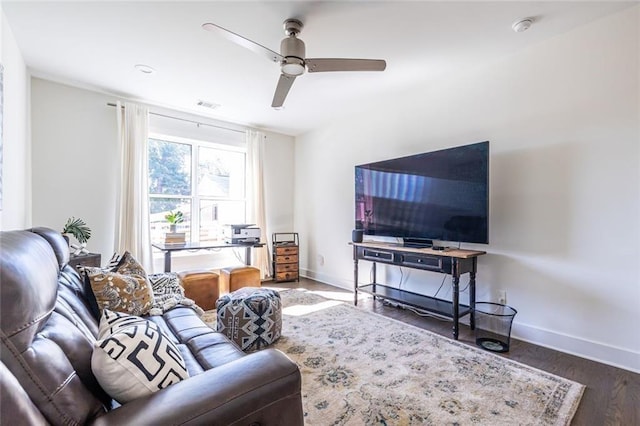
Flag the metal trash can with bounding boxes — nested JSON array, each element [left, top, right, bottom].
[[475, 302, 517, 353]]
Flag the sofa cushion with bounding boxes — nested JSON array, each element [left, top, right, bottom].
[[85, 268, 154, 316], [30, 227, 71, 270], [92, 310, 189, 404]]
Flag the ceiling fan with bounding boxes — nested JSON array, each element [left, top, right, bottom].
[[202, 19, 387, 108]]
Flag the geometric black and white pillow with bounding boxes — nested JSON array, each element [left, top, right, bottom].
[[92, 309, 189, 404], [97, 307, 148, 337]]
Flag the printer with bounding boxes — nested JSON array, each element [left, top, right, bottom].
[[224, 224, 261, 244]]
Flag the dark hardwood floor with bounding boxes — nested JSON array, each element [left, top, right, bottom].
[[269, 277, 640, 426]]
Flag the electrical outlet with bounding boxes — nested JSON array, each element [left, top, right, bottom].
[[498, 290, 507, 305], [316, 255, 324, 266]]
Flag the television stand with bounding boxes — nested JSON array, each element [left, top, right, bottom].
[[351, 241, 486, 340]]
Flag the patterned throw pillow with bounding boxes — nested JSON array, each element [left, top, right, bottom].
[[114, 251, 148, 279], [148, 272, 185, 296], [97, 307, 148, 336], [105, 252, 123, 269], [146, 273, 204, 317], [84, 267, 154, 316], [92, 309, 189, 404]]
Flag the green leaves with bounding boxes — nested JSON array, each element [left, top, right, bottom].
[[164, 210, 184, 224], [62, 217, 92, 244]]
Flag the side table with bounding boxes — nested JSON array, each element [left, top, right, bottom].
[[68, 252, 101, 269]]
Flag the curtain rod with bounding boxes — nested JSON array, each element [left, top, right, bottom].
[[107, 102, 246, 134]]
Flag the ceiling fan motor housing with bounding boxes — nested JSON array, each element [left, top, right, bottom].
[[281, 36, 305, 60], [280, 36, 306, 76]]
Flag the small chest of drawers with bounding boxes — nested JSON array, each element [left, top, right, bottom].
[[272, 233, 299, 282]]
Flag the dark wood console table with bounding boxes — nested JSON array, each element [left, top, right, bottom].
[[352, 242, 486, 340]]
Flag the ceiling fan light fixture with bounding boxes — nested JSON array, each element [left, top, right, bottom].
[[282, 58, 305, 76]]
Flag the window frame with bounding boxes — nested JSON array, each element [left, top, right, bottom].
[[148, 132, 247, 244]]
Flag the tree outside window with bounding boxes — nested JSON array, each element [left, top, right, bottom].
[[148, 137, 246, 244]]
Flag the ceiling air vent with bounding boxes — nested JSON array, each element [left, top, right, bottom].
[[197, 100, 221, 110]]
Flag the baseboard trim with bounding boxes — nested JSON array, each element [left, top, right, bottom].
[[511, 323, 640, 374], [300, 268, 352, 290], [300, 268, 640, 374]]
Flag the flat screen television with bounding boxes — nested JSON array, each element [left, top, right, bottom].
[[355, 141, 489, 246]]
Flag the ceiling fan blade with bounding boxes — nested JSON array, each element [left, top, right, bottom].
[[306, 58, 387, 73], [202, 23, 283, 64], [272, 74, 296, 108]]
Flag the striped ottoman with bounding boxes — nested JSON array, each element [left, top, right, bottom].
[[216, 287, 282, 352]]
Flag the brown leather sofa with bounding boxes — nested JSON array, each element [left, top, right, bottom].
[[0, 227, 304, 426]]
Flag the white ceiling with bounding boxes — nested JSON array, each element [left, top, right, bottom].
[[3, 1, 635, 136]]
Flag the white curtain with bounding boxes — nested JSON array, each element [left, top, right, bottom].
[[246, 130, 271, 279], [114, 101, 153, 272]]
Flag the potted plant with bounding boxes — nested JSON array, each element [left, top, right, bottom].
[[165, 210, 184, 233], [62, 217, 92, 244]]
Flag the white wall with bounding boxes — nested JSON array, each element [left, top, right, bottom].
[[30, 78, 295, 272], [1, 10, 31, 230], [263, 130, 295, 236], [31, 78, 119, 260], [295, 6, 639, 372]]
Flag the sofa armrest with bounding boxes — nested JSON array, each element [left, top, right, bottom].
[[90, 349, 303, 426]]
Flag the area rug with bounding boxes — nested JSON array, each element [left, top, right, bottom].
[[203, 289, 584, 425]]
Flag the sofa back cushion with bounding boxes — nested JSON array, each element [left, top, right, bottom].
[[0, 229, 109, 425]]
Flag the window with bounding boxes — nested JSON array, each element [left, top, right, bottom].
[[148, 135, 246, 244]]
